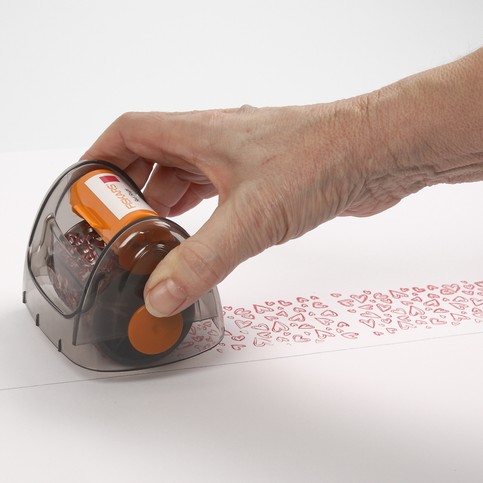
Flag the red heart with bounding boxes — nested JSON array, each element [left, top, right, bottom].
[[272, 321, 289, 332], [320, 309, 338, 317], [235, 320, 252, 329], [278, 300, 292, 306], [341, 332, 359, 339], [315, 329, 335, 339], [359, 319, 375, 328], [409, 306, 424, 316], [289, 313, 305, 322], [351, 294, 368, 304], [337, 299, 354, 307], [253, 338, 270, 347], [293, 334, 311, 343], [231, 344, 246, 351], [253, 304, 274, 314]]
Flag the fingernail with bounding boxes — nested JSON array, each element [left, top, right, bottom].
[[145, 279, 187, 317]]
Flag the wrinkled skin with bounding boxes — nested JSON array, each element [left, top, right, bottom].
[[83, 48, 483, 317]]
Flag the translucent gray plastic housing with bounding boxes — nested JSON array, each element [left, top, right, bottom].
[[23, 161, 224, 371]]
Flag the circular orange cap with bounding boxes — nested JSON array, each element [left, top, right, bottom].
[[128, 305, 183, 355]]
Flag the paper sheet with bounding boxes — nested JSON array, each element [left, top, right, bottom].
[[2, 149, 482, 388]]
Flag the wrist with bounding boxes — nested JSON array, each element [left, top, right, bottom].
[[361, 49, 483, 191]]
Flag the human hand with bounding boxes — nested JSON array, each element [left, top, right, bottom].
[[81, 102, 382, 316], [82, 49, 483, 317]]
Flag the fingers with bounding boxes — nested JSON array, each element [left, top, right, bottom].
[[123, 159, 154, 189], [143, 199, 264, 317], [143, 165, 191, 216]]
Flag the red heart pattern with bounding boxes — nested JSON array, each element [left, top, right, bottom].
[[214, 280, 483, 354]]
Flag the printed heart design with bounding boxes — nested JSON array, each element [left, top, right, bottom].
[[293, 334, 311, 343], [450, 313, 470, 322], [231, 344, 246, 351], [359, 319, 376, 329], [222, 280, 483, 355], [289, 313, 305, 322], [376, 303, 392, 312], [440, 284, 460, 295], [398, 320, 415, 330], [234, 308, 255, 319], [253, 304, 274, 314], [315, 318, 333, 326], [337, 299, 354, 307], [272, 321, 289, 332], [315, 329, 335, 339], [450, 302, 468, 311], [253, 338, 267, 347], [320, 309, 338, 317], [341, 332, 359, 339], [278, 300, 292, 306], [351, 294, 368, 304], [361, 311, 381, 319], [409, 306, 424, 316]]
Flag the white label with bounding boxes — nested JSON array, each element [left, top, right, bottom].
[[85, 173, 155, 220]]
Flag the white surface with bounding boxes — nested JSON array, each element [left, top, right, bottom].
[[1, 1, 482, 482]]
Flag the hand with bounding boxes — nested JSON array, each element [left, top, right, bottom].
[[82, 102, 381, 316], [82, 48, 483, 317]]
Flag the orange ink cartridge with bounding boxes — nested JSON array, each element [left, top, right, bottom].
[[23, 161, 224, 371]]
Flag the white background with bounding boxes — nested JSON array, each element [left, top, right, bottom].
[[1, 1, 482, 482]]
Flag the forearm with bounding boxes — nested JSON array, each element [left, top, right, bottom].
[[362, 48, 483, 191]]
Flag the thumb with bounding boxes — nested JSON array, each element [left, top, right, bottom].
[[144, 201, 261, 317]]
